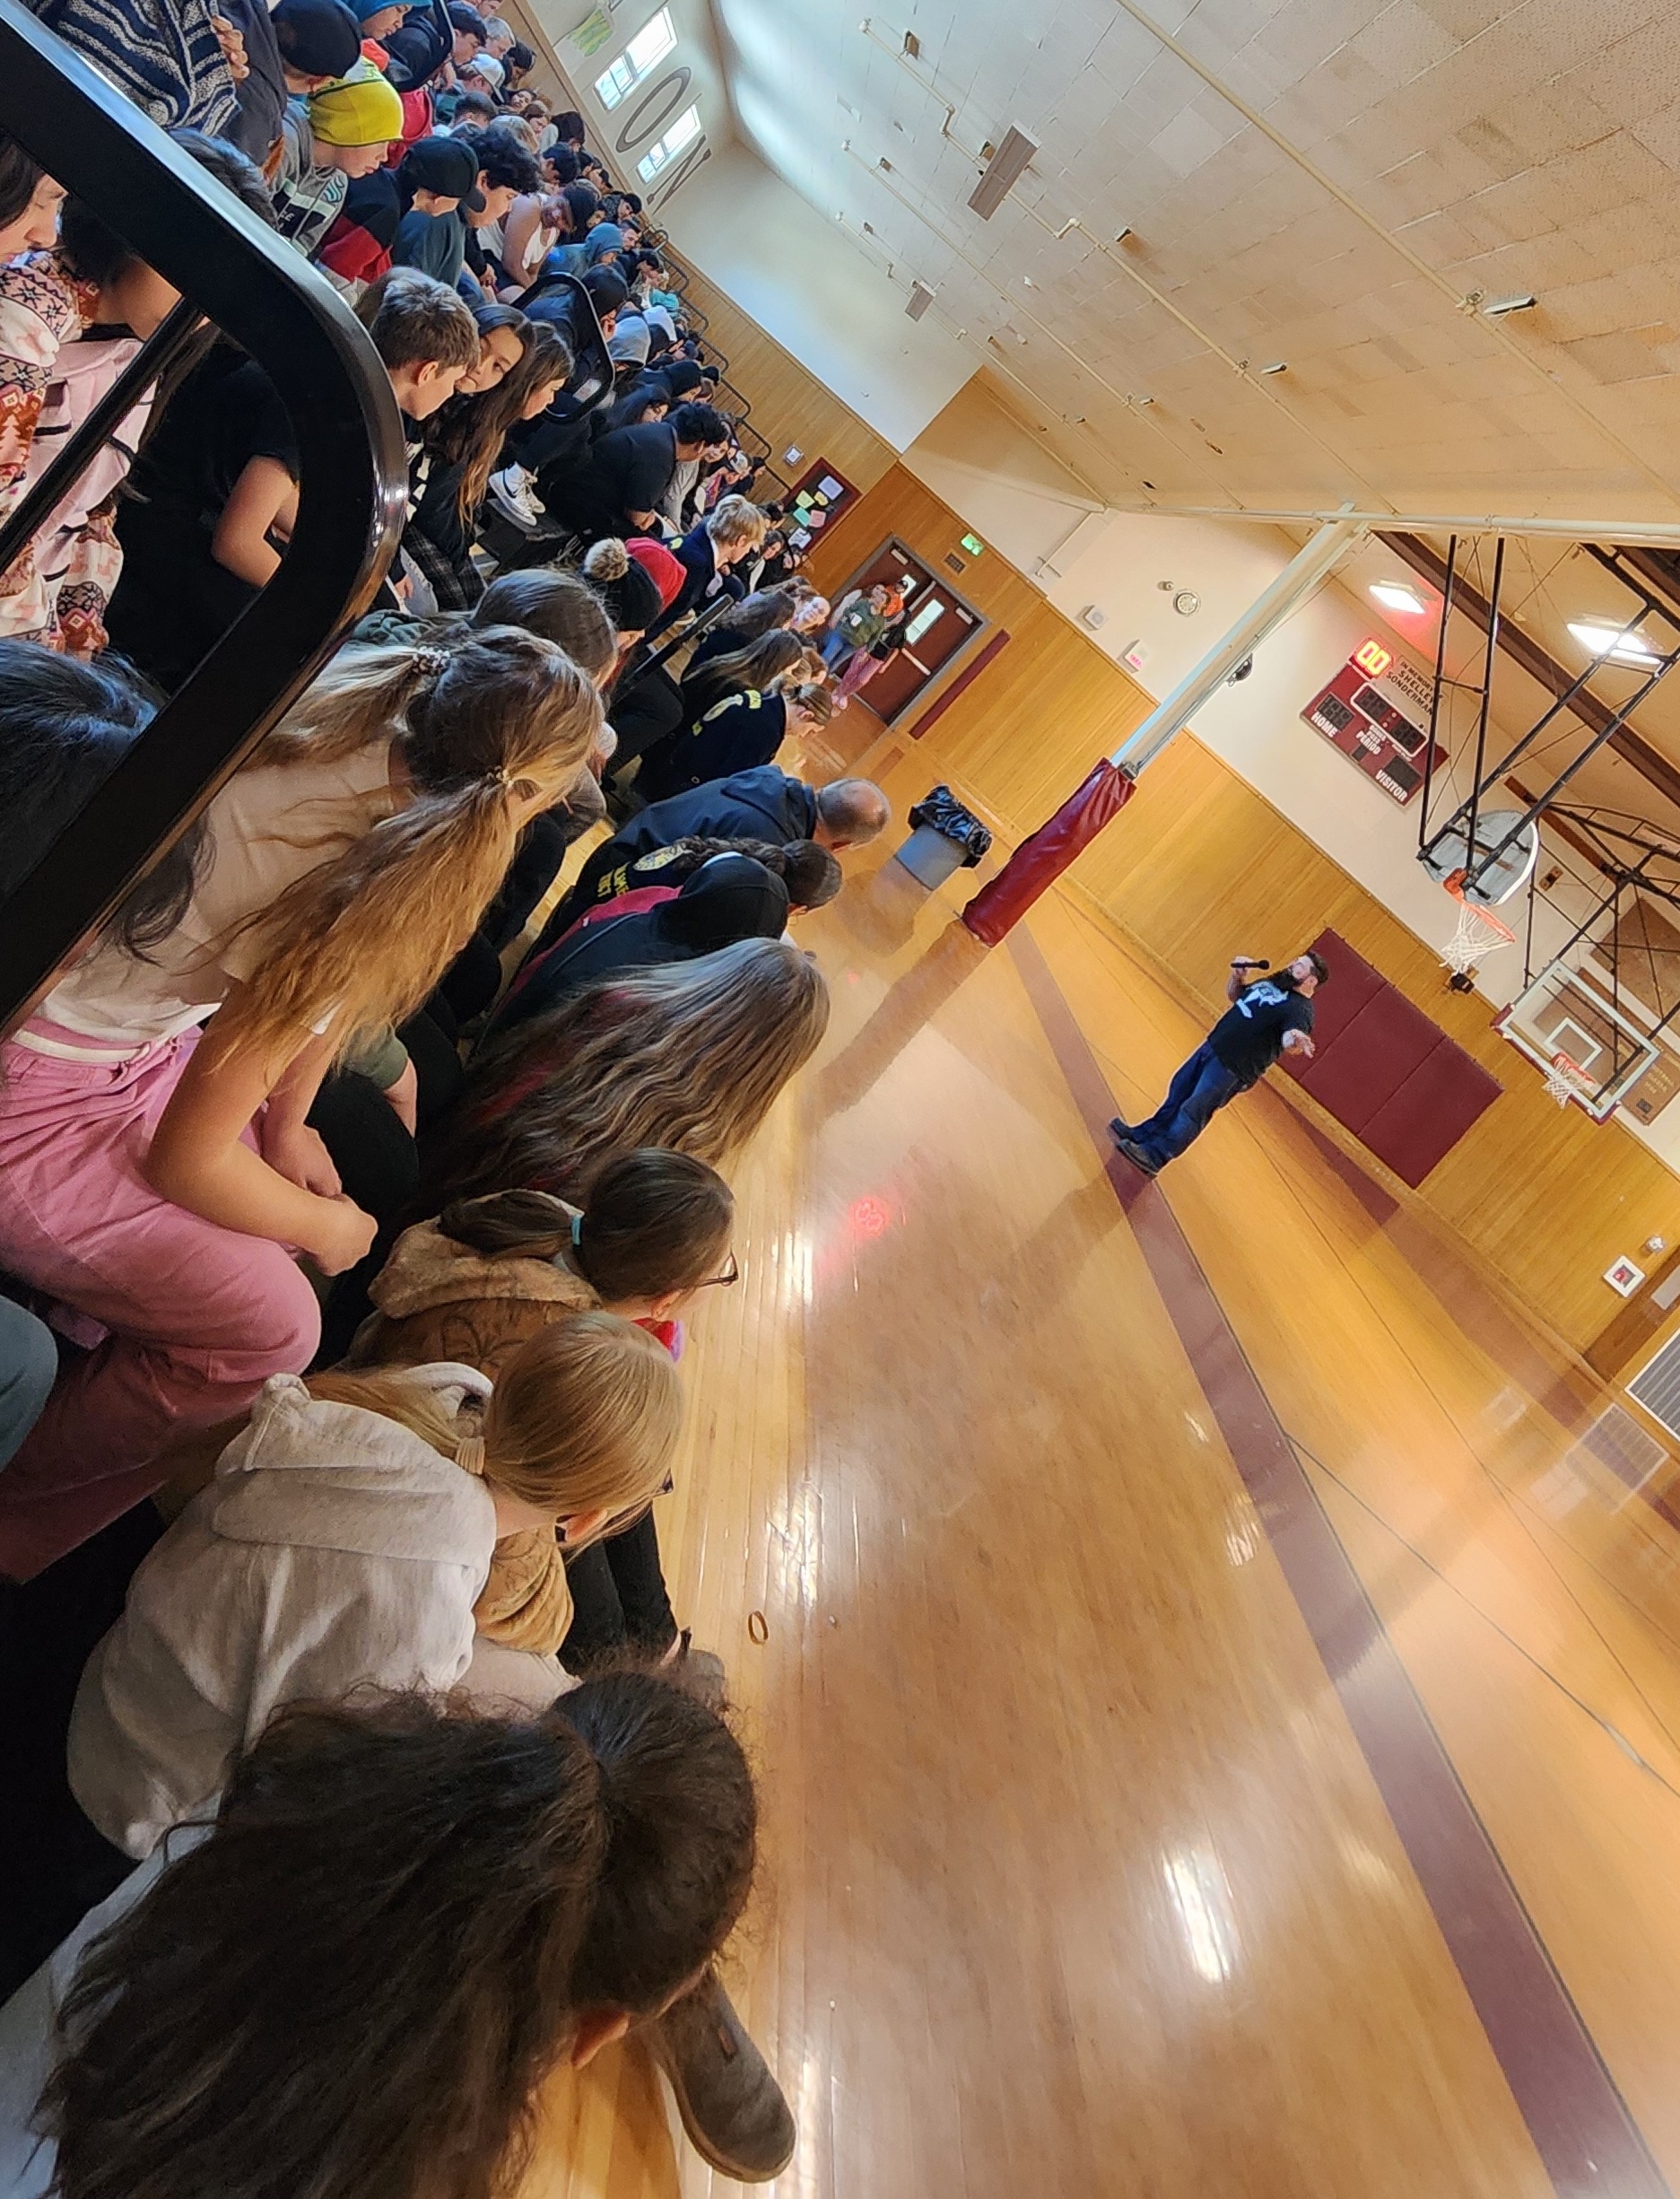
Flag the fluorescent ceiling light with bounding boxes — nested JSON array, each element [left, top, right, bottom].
[[1569, 619, 1663, 667], [968, 126, 1037, 219], [1370, 580, 1426, 615]]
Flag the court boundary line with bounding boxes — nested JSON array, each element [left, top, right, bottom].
[[1007, 921, 1673, 2199]]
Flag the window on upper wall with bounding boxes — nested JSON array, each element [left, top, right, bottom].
[[594, 8, 677, 109], [636, 102, 701, 180]]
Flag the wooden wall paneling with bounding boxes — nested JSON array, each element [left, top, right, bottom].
[[805, 465, 1046, 635], [808, 465, 1153, 821], [670, 266, 897, 502], [1061, 739, 1680, 1354], [791, 469, 1680, 1353]]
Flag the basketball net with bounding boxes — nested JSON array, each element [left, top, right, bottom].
[[1544, 1052, 1596, 1111], [1441, 870, 1517, 977]]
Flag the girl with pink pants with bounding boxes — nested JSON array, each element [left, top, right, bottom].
[[0, 633, 605, 1580], [0, 1024, 321, 1581]]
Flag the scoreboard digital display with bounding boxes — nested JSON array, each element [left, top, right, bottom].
[[1301, 641, 1445, 807]]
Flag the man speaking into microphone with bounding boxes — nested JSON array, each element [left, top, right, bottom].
[[1110, 948, 1329, 1177]]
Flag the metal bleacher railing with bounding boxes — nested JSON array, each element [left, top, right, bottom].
[[0, 0, 408, 1034]]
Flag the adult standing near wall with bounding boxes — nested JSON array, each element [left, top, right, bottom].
[[1110, 951, 1327, 1176]]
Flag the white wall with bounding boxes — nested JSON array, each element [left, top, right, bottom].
[[657, 145, 974, 454]]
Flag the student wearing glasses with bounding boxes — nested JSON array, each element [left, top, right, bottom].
[[342, 1148, 741, 1672]]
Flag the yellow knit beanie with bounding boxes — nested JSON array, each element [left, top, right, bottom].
[[309, 59, 404, 146]]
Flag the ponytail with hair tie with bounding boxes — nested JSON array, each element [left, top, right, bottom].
[[216, 629, 607, 1064]]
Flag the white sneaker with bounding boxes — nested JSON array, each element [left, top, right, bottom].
[[489, 466, 544, 530]]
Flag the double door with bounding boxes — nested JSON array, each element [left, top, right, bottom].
[[833, 540, 983, 723]]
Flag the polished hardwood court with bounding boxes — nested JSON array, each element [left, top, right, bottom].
[[518, 743, 1680, 2199]]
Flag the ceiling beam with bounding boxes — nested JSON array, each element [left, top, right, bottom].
[[1607, 544, 1680, 621], [1382, 530, 1680, 817], [1507, 780, 1614, 881], [1100, 503, 1680, 547]]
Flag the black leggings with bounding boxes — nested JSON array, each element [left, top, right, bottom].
[[561, 1513, 676, 1671], [0, 1505, 159, 1996]]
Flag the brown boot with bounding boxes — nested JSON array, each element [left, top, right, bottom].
[[647, 1968, 796, 2182]]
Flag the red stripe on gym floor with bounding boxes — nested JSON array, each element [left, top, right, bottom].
[[1007, 922, 1671, 2199]]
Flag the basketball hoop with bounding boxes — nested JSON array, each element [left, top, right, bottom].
[[1441, 870, 1517, 979], [1544, 1052, 1596, 1110]]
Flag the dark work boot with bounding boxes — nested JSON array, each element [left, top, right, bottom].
[[648, 1968, 796, 2182]]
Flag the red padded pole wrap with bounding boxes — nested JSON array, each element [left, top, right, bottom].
[[961, 760, 1136, 945]]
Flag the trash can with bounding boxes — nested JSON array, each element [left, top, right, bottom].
[[893, 784, 992, 889]]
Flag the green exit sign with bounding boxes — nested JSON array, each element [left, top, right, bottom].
[[959, 532, 985, 556]]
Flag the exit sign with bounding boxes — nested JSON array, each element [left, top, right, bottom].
[[959, 532, 985, 556]]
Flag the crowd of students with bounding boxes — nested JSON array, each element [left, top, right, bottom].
[[0, 9, 907, 2189]]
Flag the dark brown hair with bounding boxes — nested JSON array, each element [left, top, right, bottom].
[[438, 1148, 734, 1302], [630, 835, 840, 909], [778, 840, 842, 908], [472, 569, 616, 682], [683, 630, 808, 716], [43, 1677, 755, 2199], [706, 586, 798, 646], [0, 130, 45, 232], [425, 304, 531, 525], [504, 320, 571, 404]]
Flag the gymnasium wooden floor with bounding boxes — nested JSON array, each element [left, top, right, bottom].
[[519, 744, 1680, 2199]]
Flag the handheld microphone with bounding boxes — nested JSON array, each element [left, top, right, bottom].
[[1232, 956, 1271, 970]]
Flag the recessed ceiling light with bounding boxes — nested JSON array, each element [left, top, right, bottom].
[[1370, 580, 1427, 615], [1569, 619, 1664, 667]]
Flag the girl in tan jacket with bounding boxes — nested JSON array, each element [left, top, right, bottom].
[[346, 1148, 736, 1665]]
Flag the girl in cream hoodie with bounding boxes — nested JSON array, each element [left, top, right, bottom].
[[347, 1149, 736, 1664], [67, 1313, 681, 1862]]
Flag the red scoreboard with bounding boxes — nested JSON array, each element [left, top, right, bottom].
[[1301, 638, 1445, 807]]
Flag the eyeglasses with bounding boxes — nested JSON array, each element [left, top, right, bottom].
[[700, 1252, 739, 1288]]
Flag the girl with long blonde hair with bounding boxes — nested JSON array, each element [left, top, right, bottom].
[[0, 630, 605, 1580], [65, 1312, 683, 1863], [422, 938, 831, 1207]]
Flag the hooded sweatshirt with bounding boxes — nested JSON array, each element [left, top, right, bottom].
[[67, 1366, 496, 1858], [345, 1222, 598, 1654], [349, 1212, 596, 1376], [492, 853, 789, 1035]]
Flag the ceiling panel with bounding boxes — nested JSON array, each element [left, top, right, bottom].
[[698, 0, 1680, 527]]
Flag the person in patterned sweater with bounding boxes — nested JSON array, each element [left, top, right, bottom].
[[0, 135, 268, 653]]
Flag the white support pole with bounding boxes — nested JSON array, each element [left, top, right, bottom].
[[1110, 513, 1370, 772]]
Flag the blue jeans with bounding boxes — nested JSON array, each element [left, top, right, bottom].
[[1128, 1041, 1243, 1168], [0, 1297, 57, 1471]]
